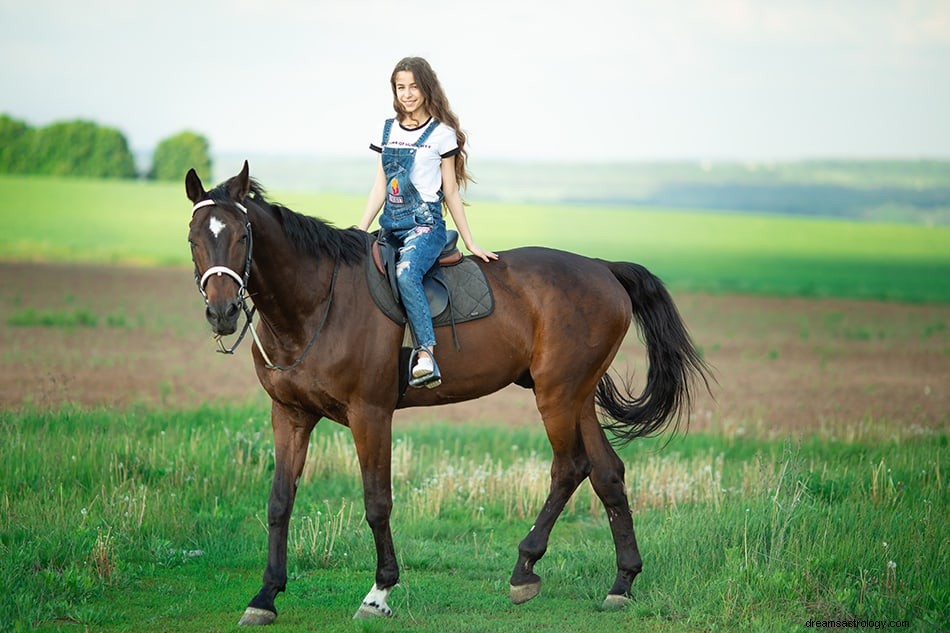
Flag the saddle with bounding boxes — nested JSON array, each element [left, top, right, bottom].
[[371, 229, 463, 319], [366, 229, 494, 345]]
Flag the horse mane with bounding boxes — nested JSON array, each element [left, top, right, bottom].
[[208, 178, 366, 266]]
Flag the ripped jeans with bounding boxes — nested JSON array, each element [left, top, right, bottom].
[[391, 219, 446, 348]]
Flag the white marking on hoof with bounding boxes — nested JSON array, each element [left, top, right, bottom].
[[238, 606, 277, 626], [510, 580, 541, 604], [353, 583, 393, 619], [602, 594, 631, 610]]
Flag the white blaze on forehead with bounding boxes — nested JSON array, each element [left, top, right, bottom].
[[209, 216, 226, 238]]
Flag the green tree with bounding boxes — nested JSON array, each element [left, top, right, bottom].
[[17, 119, 136, 178], [150, 131, 211, 181], [0, 114, 34, 173], [88, 125, 138, 178]]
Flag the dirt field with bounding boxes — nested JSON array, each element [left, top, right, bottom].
[[1, 261, 947, 433]]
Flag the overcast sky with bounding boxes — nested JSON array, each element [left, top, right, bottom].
[[2, 0, 949, 162]]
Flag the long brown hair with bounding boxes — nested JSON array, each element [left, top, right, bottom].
[[390, 57, 472, 190]]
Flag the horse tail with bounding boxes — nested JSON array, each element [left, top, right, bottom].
[[596, 262, 712, 446]]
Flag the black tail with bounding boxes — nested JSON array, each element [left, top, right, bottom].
[[596, 262, 712, 445]]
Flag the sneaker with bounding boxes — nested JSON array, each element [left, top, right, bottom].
[[409, 348, 441, 389], [412, 350, 434, 378]]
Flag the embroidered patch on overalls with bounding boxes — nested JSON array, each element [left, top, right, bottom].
[[388, 177, 403, 204]]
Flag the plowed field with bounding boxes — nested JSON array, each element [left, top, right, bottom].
[[2, 262, 947, 433]]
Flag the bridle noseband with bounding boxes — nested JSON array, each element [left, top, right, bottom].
[[190, 197, 339, 372]]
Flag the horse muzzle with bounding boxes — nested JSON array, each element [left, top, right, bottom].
[[206, 298, 241, 335], [198, 265, 248, 336]]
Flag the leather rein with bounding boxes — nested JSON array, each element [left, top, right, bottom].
[[191, 199, 338, 371]]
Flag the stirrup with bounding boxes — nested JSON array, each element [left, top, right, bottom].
[[411, 349, 434, 378], [409, 347, 441, 389]]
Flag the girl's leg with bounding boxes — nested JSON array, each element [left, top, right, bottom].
[[394, 222, 445, 351]]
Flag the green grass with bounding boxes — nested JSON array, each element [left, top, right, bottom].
[[1, 174, 948, 303], [6, 307, 99, 328], [6, 306, 142, 329], [470, 201, 950, 302], [1, 406, 946, 632]]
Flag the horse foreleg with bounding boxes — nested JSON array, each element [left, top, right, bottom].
[[510, 410, 590, 604], [349, 410, 398, 619], [240, 403, 315, 626], [580, 407, 642, 609]]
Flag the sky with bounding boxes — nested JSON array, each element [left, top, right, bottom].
[[2, 0, 949, 162]]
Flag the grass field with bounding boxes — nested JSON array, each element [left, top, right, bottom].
[[2, 406, 946, 632], [2, 174, 948, 303]]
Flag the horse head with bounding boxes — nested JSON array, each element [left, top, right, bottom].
[[186, 161, 253, 336]]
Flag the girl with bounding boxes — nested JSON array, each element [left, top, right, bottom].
[[359, 57, 497, 388]]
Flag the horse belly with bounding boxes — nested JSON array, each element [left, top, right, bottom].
[[397, 248, 627, 408]]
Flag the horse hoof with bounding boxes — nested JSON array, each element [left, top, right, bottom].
[[510, 580, 541, 604], [601, 594, 631, 611], [238, 607, 277, 626], [354, 583, 394, 619], [353, 603, 393, 619]]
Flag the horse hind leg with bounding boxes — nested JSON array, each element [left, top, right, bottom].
[[509, 399, 591, 604], [579, 399, 642, 609]]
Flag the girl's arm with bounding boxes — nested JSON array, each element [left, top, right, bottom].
[[358, 156, 387, 231], [441, 156, 498, 262]]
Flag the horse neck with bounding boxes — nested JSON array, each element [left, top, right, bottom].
[[245, 203, 334, 333]]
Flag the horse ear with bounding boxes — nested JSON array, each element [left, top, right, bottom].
[[185, 168, 205, 203], [228, 160, 251, 203]]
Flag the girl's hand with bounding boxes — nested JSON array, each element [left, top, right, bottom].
[[467, 243, 498, 263]]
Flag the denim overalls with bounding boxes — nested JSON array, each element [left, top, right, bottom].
[[379, 118, 448, 349]]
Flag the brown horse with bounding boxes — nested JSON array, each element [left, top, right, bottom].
[[186, 162, 710, 626]]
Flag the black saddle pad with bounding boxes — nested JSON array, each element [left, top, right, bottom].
[[366, 250, 494, 328]]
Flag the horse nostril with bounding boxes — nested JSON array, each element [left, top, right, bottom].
[[206, 302, 239, 324]]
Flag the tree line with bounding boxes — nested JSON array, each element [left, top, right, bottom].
[[0, 114, 211, 181]]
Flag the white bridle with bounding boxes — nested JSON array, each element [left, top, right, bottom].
[[191, 199, 250, 298]]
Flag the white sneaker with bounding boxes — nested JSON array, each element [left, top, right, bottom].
[[412, 351, 434, 378]]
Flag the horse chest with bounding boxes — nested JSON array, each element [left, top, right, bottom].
[[257, 368, 346, 421]]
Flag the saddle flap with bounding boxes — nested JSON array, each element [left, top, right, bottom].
[[423, 274, 449, 318]]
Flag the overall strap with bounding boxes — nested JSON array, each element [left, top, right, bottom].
[[414, 120, 441, 147], [381, 118, 395, 145]]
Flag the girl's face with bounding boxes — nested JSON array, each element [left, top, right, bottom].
[[393, 71, 427, 119]]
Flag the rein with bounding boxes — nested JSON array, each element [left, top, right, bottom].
[[191, 198, 338, 372]]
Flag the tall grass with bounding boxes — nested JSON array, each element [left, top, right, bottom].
[[1, 406, 946, 631], [2, 174, 949, 302]]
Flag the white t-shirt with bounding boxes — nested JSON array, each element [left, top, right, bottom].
[[370, 118, 459, 202]]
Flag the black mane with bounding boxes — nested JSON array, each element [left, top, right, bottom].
[[208, 178, 366, 266]]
